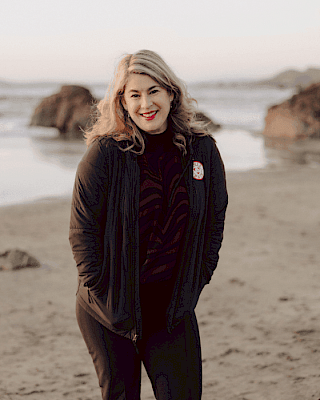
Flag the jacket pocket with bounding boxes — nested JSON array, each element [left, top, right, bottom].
[[83, 275, 100, 289], [197, 262, 213, 302], [79, 272, 103, 297]]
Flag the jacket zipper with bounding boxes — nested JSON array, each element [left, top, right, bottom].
[[132, 333, 139, 354]]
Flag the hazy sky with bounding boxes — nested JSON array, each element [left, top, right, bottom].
[[1, 0, 319, 83]]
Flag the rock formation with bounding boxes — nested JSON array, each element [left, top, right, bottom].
[[262, 83, 320, 141], [0, 249, 41, 271], [30, 85, 96, 139]]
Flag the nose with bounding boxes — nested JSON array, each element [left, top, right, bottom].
[[140, 94, 152, 110]]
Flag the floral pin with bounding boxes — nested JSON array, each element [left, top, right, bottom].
[[193, 161, 204, 180]]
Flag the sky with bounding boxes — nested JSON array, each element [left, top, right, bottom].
[[1, 0, 319, 83]]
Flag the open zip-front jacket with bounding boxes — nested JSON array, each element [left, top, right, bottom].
[[69, 133, 228, 343]]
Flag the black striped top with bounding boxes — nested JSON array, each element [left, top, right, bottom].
[[138, 128, 189, 284]]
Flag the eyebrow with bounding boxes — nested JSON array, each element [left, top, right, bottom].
[[128, 85, 160, 93]]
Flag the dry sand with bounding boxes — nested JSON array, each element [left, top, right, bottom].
[[0, 165, 320, 400]]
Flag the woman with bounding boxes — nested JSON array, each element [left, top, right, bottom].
[[69, 49, 228, 400]]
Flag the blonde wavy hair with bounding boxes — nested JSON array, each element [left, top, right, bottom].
[[85, 49, 209, 154]]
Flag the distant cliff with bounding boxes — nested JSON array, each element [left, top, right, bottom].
[[257, 68, 320, 89]]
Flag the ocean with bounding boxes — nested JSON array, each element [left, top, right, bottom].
[[0, 81, 294, 207]]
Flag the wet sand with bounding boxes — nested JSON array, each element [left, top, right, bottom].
[[0, 165, 320, 400]]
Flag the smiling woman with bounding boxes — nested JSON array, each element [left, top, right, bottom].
[[69, 49, 228, 400], [84, 49, 207, 155], [122, 74, 173, 134]]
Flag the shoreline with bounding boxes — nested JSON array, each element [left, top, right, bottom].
[[0, 193, 73, 209], [1, 165, 320, 399], [0, 126, 287, 209], [1, 160, 314, 209]]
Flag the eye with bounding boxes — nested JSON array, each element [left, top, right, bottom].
[[131, 94, 140, 98], [150, 89, 159, 95]]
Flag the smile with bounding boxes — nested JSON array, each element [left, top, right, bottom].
[[140, 111, 158, 120]]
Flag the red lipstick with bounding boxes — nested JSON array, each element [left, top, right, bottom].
[[141, 110, 158, 121]]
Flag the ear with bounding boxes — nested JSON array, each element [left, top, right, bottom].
[[170, 93, 174, 103]]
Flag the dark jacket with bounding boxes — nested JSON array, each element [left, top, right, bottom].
[[69, 134, 228, 342]]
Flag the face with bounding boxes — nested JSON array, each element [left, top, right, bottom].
[[122, 73, 173, 135]]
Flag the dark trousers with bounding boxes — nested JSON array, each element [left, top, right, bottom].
[[76, 280, 202, 400]]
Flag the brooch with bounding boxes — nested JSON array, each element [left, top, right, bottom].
[[193, 161, 204, 180]]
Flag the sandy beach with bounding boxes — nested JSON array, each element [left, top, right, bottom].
[[0, 164, 320, 400]]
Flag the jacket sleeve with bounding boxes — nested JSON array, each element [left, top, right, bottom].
[[69, 142, 109, 287], [202, 139, 228, 280]]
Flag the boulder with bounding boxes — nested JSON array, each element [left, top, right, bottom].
[[30, 85, 96, 139], [0, 249, 41, 271], [262, 83, 320, 141]]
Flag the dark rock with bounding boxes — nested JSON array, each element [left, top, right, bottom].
[[195, 111, 221, 132], [262, 83, 320, 141], [30, 85, 96, 139], [0, 249, 41, 271]]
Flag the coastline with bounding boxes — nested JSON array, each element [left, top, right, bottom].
[[0, 127, 269, 208], [0, 165, 320, 399]]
